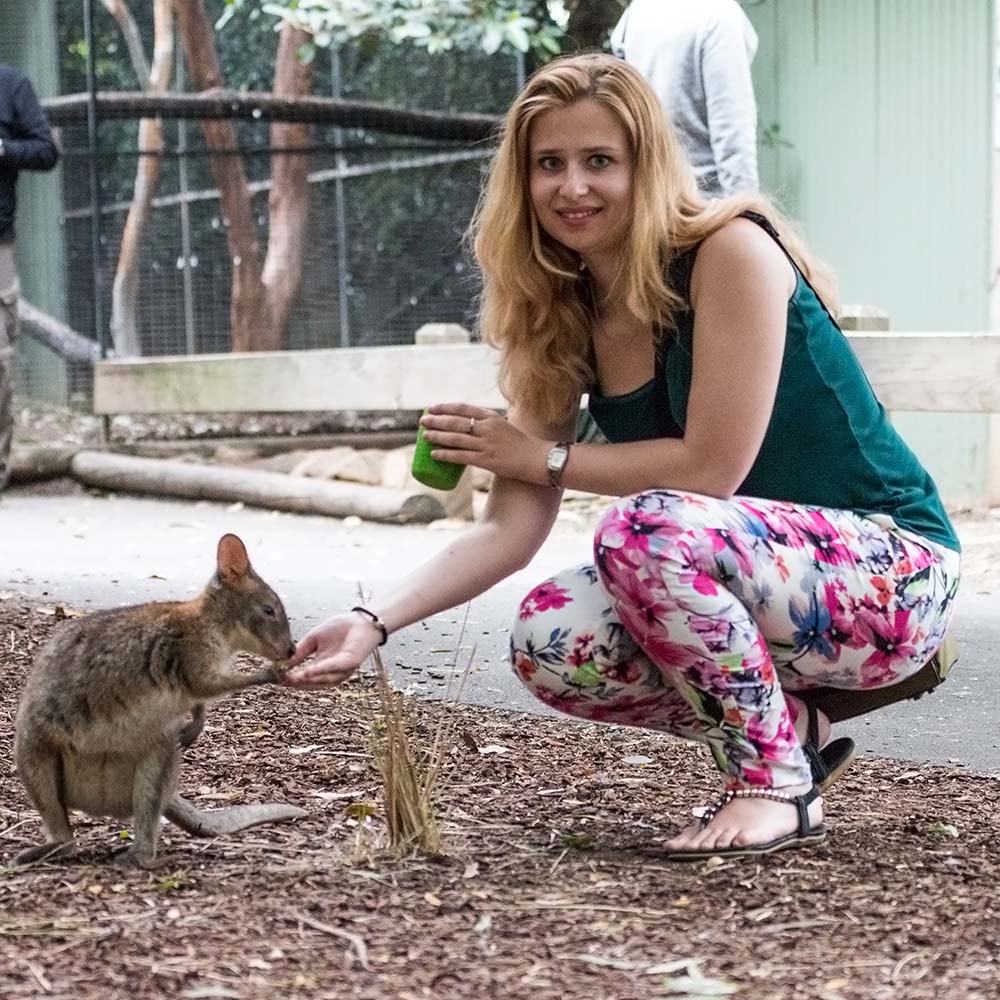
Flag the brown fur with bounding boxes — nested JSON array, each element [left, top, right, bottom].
[[11, 534, 306, 869]]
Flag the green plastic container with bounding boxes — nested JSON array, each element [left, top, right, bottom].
[[411, 420, 465, 491]]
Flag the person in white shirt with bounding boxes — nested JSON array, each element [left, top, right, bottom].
[[611, 0, 759, 197]]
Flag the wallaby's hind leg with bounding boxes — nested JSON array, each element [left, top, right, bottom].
[[113, 744, 178, 870], [11, 743, 75, 866]]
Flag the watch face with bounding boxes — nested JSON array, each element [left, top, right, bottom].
[[547, 444, 568, 472]]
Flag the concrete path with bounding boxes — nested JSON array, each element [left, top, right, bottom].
[[3, 490, 998, 774]]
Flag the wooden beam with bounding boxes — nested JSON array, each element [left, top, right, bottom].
[[93, 334, 1000, 416], [93, 343, 506, 415], [848, 333, 1000, 413]]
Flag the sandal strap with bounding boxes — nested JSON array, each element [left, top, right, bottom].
[[700, 786, 820, 836], [802, 703, 831, 784], [805, 703, 821, 748]]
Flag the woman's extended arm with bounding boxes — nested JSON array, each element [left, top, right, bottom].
[[285, 406, 576, 688]]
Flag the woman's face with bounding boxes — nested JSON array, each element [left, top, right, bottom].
[[528, 98, 634, 266]]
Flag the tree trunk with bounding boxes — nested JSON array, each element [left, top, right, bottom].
[[172, 0, 268, 353], [565, 0, 623, 51], [104, 0, 173, 357], [261, 26, 314, 351]]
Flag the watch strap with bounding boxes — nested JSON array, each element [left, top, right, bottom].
[[546, 441, 571, 487]]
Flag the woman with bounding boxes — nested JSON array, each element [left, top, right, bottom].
[[287, 54, 960, 860]]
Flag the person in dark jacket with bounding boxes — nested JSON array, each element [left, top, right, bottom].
[[0, 63, 60, 493]]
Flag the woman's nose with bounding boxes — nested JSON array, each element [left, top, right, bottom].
[[560, 166, 589, 197]]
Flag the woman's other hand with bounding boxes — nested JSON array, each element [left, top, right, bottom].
[[285, 613, 381, 688], [421, 404, 551, 485]]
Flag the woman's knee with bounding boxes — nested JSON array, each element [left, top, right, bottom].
[[508, 563, 642, 715]]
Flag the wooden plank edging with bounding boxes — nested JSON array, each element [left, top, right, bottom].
[[93, 334, 1000, 416]]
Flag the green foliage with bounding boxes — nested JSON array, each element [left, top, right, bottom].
[[225, 0, 568, 61]]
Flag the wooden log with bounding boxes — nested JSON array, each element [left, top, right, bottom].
[[43, 91, 499, 142], [20, 300, 101, 364], [9, 445, 79, 483], [69, 451, 445, 523], [110, 430, 416, 459]]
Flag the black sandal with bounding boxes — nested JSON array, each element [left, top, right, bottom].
[[802, 703, 856, 792], [664, 786, 827, 861]]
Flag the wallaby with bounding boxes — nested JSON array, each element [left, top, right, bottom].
[[11, 533, 306, 869]]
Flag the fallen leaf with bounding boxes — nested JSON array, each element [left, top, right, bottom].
[[424, 892, 442, 906], [478, 744, 511, 755], [927, 822, 960, 838], [622, 754, 654, 766], [463, 862, 480, 879], [473, 914, 492, 934], [660, 960, 739, 996], [574, 955, 638, 970], [344, 802, 377, 821]]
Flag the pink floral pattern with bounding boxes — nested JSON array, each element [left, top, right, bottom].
[[510, 491, 960, 789]]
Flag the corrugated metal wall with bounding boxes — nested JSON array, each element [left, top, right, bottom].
[[0, 0, 70, 403], [747, 0, 997, 506], [749, 0, 993, 330]]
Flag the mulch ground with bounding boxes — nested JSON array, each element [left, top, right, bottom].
[[1, 599, 999, 1000]]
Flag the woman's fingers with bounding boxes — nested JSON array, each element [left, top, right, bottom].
[[286, 651, 358, 688], [288, 632, 319, 668]]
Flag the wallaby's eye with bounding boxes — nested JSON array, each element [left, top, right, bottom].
[[262, 605, 276, 618]]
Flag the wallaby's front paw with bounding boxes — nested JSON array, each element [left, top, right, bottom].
[[266, 662, 290, 684], [177, 720, 203, 749]]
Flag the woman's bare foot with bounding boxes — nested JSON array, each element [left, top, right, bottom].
[[664, 782, 823, 855]]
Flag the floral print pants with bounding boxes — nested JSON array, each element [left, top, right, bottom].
[[511, 491, 961, 790]]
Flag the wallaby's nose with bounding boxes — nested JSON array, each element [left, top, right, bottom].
[[286, 643, 296, 660]]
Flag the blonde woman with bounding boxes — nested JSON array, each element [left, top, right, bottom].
[[288, 54, 960, 860]]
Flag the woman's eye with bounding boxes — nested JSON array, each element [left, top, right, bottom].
[[589, 154, 611, 169], [262, 605, 276, 618], [538, 156, 561, 171]]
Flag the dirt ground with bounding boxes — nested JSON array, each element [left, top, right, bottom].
[[1, 600, 999, 1000]]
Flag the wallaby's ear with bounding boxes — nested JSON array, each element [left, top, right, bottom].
[[217, 533, 250, 584]]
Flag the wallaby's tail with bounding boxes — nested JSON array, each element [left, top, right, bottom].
[[165, 795, 307, 837]]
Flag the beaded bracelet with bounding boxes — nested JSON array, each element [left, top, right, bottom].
[[351, 605, 389, 646]]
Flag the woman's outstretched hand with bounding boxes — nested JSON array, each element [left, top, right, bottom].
[[421, 404, 551, 485], [284, 613, 381, 688]]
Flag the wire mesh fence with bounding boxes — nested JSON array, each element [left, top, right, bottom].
[[59, 126, 492, 357], [17, 0, 524, 407]]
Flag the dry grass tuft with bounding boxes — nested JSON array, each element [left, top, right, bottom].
[[367, 644, 443, 854], [363, 594, 475, 856]]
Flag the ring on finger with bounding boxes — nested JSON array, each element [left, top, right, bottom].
[[468, 417, 476, 435]]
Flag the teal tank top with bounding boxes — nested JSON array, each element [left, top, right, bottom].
[[587, 213, 959, 551]]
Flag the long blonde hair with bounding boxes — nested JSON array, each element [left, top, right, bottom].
[[470, 52, 838, 425]]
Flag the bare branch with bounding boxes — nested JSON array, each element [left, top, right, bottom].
[[99, 0, 152, 89]]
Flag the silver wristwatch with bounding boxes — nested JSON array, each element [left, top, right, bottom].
[[545, 441, 571, 487]]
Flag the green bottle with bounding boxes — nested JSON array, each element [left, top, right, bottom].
[[411, 417, 465, 491]]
